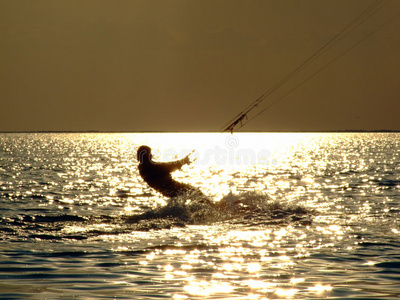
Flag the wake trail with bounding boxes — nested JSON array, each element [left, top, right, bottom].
[[0, 192, 314, 241], [128, 191, 314, 228]]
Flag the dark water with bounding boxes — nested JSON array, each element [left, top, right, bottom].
[[1, 132, 400, 299]]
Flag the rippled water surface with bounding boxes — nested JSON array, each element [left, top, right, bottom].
[[1, 132, 400, 299]]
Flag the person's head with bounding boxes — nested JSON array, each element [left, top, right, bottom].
[[137, 145, 152, 163]]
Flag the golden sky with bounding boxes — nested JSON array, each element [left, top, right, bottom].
[[1, 0, 399, 132]]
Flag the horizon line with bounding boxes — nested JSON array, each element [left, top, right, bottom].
[[1, 129, 400, 134]]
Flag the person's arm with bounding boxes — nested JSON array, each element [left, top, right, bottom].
[[159, 153, 191, 173]]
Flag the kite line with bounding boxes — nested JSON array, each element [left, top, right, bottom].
[[222, 0, 398, 133]]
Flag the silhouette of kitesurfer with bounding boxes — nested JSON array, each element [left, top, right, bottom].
[[137, 145, 207, 199]]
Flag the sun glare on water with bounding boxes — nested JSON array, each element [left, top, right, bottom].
[[83, 132, 351, 298], [2, 132, 400, 299]]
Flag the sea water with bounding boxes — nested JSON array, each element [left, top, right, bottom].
[[1, 132, 400, 299]]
